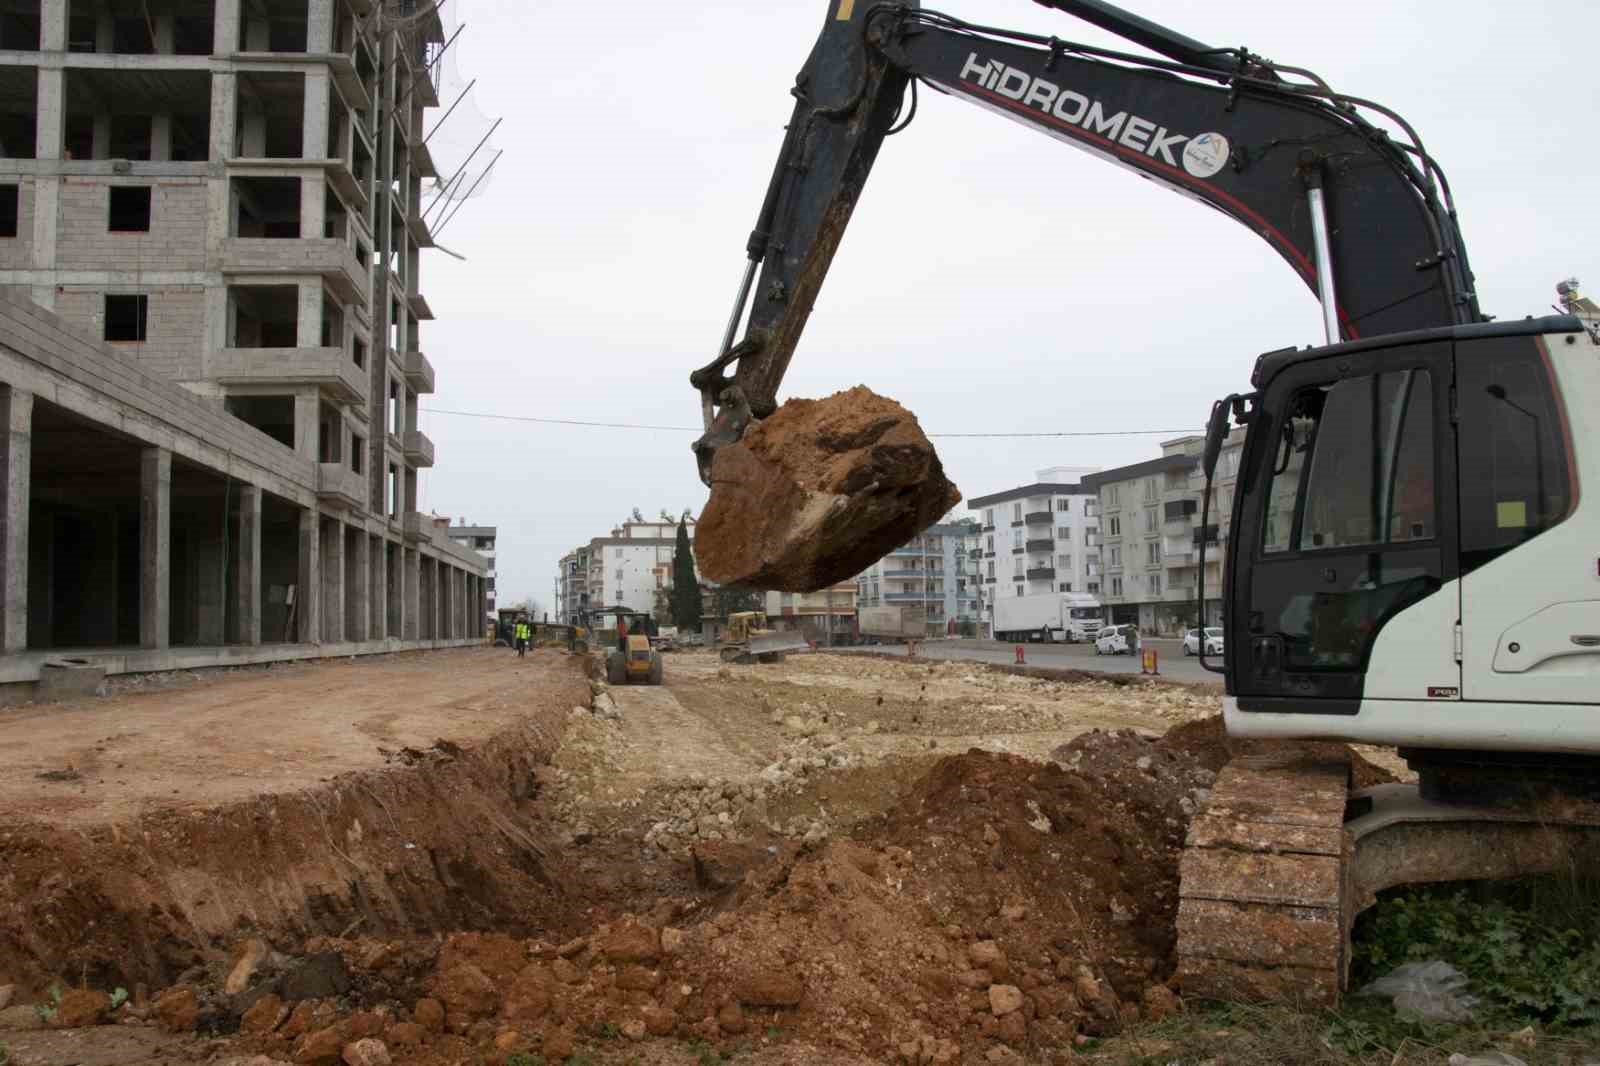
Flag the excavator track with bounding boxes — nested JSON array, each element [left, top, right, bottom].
[[1176, 753, 1352, 1006]]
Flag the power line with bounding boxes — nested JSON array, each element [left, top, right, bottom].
[[420, 406, 1195, 438]]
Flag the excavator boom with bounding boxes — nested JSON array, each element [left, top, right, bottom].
[[692, 0, 1479, 476]]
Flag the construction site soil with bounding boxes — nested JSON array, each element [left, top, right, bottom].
[[0, 647, 1401, 1065]]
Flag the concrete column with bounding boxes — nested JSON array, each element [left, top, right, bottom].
[[244, 14, 268, 51], [293, 392, 319, 460], [139, 447, 171, 649], [91, 114, 110, 159], [154, 14, 175, 54], [209, 71, 237, 161], [297, 505, 320, 643], [296, 282, 321, 350], [151, 113, 173, 162], [320, 516, 343, 643], [31, 68, 63, 309], [307, 0, 336, 52], [403, 546, 418, 641], [1, 389, 31, 653], [36, 68, 63, 159], [349, 527, 369, 641], [236, 484, 261, 644], [368, 534, 385, 640], [302, 69, 330, 161], [95, 12, 113, 52], [239, 110, 266, 157], [40, 1, 64, 50], [214, 0, 242, 54]]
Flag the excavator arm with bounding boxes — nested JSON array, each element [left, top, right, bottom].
[[691, 0, 1480, 480]]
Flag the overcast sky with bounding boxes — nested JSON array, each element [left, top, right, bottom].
[[412, 0, 1597, 614]]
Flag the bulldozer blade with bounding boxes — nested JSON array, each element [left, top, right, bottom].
[[750, 632, 810, 656]]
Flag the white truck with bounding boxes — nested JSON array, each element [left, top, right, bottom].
[[859, 604, 927, 643], [991, 593, 1103, 644]]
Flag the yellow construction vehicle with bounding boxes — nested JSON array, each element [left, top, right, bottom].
[[718, 611, 809, 664], [607, 632, 664, 685]]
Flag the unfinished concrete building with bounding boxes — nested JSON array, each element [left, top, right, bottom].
[[0, 0, 487, 690]]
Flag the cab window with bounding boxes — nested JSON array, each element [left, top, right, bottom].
[[1261, 369, 1435, 554]]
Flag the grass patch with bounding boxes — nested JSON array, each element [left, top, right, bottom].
[[1097, 1000, 1600, 1065], [1353, 875, 1600, 1029]]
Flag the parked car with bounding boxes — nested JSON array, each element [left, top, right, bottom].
[[1183, 627, 1225, 656], [1094, 625, 1133, 656]]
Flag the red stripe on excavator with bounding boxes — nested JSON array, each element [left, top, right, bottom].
[[945, 77, 1360, 340]]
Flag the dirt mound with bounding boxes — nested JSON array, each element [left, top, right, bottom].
[[0, 657, 590, 998], [696, 386, 960, 591], [1160, 714, 1398, 788]]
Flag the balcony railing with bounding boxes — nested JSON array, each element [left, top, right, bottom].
[[316, 462, 367, 510], [883, 591, 935, 602], [214, 346, 368, 405], [1026, 566, 1056, 581], [403, 429, 435, 468], [1024, 510, 1052, 525], [1025, 538, 1054, 553]]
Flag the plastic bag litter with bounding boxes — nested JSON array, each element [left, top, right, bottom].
[[1447, 1055, 1528, 1066], [1356, 960, 1479, 1022]]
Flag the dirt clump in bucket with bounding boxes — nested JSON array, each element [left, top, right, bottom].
[[695, 386, 959, 592]]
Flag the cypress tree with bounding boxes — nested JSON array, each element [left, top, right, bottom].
[[672, 518, 702, 631]]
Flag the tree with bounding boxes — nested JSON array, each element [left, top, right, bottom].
[[712, 584, 762, 618], [671, 518, 702, 631]]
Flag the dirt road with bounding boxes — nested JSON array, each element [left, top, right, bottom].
[[0, 646, 559, 827]]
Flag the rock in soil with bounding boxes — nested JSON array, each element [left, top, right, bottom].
[[695, 386, 960, 591]]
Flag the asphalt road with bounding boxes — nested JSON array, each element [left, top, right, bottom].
[[835, 637, 1220, 684]]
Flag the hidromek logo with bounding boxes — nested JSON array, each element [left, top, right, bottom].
[[959, 52, 1230, 180]]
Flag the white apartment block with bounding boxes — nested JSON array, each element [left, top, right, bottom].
[[1083, 431, 1244, 635], [558, 515, 698, 623], [444, 522, 495, 621], [967, 467, 1102, 626], [855, 519, 983, 635]]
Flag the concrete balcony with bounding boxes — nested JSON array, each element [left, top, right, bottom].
[[316, 462, 367, 510], [213, 346, 368, 405], [881, 569, 930, 579], [406, 209, 434, 249], [404, 350, 435, 394], [407, 291, 435, 321], [403, 511, 426, 543], [403, 430, 435, 468], [220, 237, 369, 304], [1026, 566, 1056, 581], [1025, 538, 1054, 553], [1024, 510, 1052, 525]]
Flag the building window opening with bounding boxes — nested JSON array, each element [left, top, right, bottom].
[[103, 293, 148, 341], [323, 188, 348, 239], [352, 336, 366, 370], [108, 113, 153, 160], [317, 403, 341, 464], [111, 17, 157, 53], [225, 394, 294, 449], [239, 0, 308, 52], [0, 4, 39, 50], [232, 175, 300, 237], [388, 379, 401, 436], [0, 184, 17, 237], [173, 13, 214, 55], [228, 284, 299, 347], [108, 186, 151, 232], [350, 434, 364, 475], [320, 297, 343, 348], [235, 71, 306, 158]]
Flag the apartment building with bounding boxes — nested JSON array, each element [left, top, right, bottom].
[[0, 1, 488, 683], [443, 521, 495, 621], [763, 582, 858, 643], [558, 515, 698, 622], [966, 467, 1101, 630], [1081, 431, 1244, 634], [855, 520, 982, 636]]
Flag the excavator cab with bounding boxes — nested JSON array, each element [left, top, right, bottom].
[[1202, 317, 1593, 742]]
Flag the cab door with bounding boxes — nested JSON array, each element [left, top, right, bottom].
[[1229, 341, 1459, 712]]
